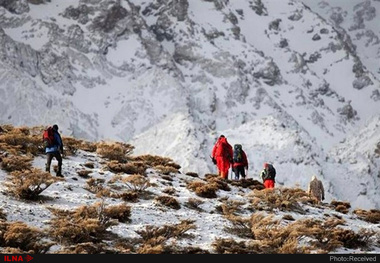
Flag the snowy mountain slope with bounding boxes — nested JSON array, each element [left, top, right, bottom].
[[0, 135, 379, 254], [0, 0, 379, 209], [301, 0, 380, 82]]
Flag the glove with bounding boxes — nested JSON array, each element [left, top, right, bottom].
[[322, 197, 325, 201], [212, 158, 217, 165]]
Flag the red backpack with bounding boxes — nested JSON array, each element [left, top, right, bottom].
[[43, 126, 55, 148]]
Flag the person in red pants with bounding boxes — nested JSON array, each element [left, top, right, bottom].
[[211, 135, 233, 180], [260, 162, 276, 188]]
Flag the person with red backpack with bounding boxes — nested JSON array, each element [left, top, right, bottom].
[[211, 135, 233, 180], [260, 162, 276, 188], [44, 124, 64, 177]]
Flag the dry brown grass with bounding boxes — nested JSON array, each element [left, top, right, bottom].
[[63, 137, 97, 155], [76, 169, 92, 178], [107, 160, 147, 175], [229, 178, 265, 190], [0, 125, 44, 156], [153, 164, 179, 175], [187, 180, 218, 198], [1, 155, 33, 172], [162, 187, 176, 195], [249, 187, 308, 213], [132, 154, 181, 170], [184, 198, 205, 211], [353, 209, 380, 224], [330, 200, 351, 214], [0, 221, 52, 253], [122, 174, 151, 192], [96, 141, 134, 162], [155, 195, 181, 210], [4, 168, 63, 200], [135, 220, 196, 254], [185, 172, 199, 178], [0, 125, 98, 159], [48, 202, 121, 245]]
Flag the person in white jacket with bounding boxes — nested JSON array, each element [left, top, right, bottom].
[[308, 175, 325, 204]]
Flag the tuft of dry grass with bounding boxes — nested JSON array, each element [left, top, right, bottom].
[[4, 168, 63, 200], [353, 209, 380, 224], [122, 174, 150, 192], [76, 169, 92, 178], [107, 160, 147, 175], [0, 125, 44, 156], [0, 221, 52, 253], [330, 200, 351, 214], [187, 180, 218, 198], [96, 141, 134, 162], [48, 202, 120, 245], [184, 198, 204, 211], [249, 187, 308, 214], [1, 155, 33, 172], [63, 137, 97, 155], [132, 154, 181, 170], [153, 164, 179, 175], [155, 195, 181, 210], [135, 220, 196, 254]]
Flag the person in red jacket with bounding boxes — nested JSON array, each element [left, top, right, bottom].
[[232, 144, 249, 180], [211, 135, 233, 180]]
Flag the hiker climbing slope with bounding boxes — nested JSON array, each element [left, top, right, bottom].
[[211, 135, 233, 180]]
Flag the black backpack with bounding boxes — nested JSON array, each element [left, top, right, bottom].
[[233, 144, 243, 163], [263, 164, 276, 180]]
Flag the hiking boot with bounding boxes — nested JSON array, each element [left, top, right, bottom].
[[56, 172, 64, 178]]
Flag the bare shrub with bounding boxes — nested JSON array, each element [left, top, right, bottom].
[[135, 220, 196, 253], [104, 203, 132, 223], [4, 168, 62, 200], [155, 195, 181, 210], [1, 155, 33, 172], [84, 178, 115, 198], [63, 137, 97, 155], [48, 202, 119, 245], [353, 209, 380, 224], [119, 191, 139, 202], [187, 180, 217, 198], [0, 221, 51, 253], [122, 174, 150, 192], [107, 160, 147, 175], [132, 154, 181, 170], [205, 176, 231, 191], [224, 213, 253, 239], [162, 187, 176, 195], [0, 125, 43, 156], [57, 242, 118, 254], [96, 141, 134, 162], [76, 169, 92, 178], [330, 200, 351, 214], [282, 214, 295, 221], [212, 238, 254, 254], [154, 165, 179, 175], [185, 172, 199, 178], [185, 198, 204, 211], [249, 187, 307, 213], [229, 178, 264, 190]]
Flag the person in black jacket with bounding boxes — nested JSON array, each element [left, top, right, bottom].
[[45, 124, 64, 177]]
